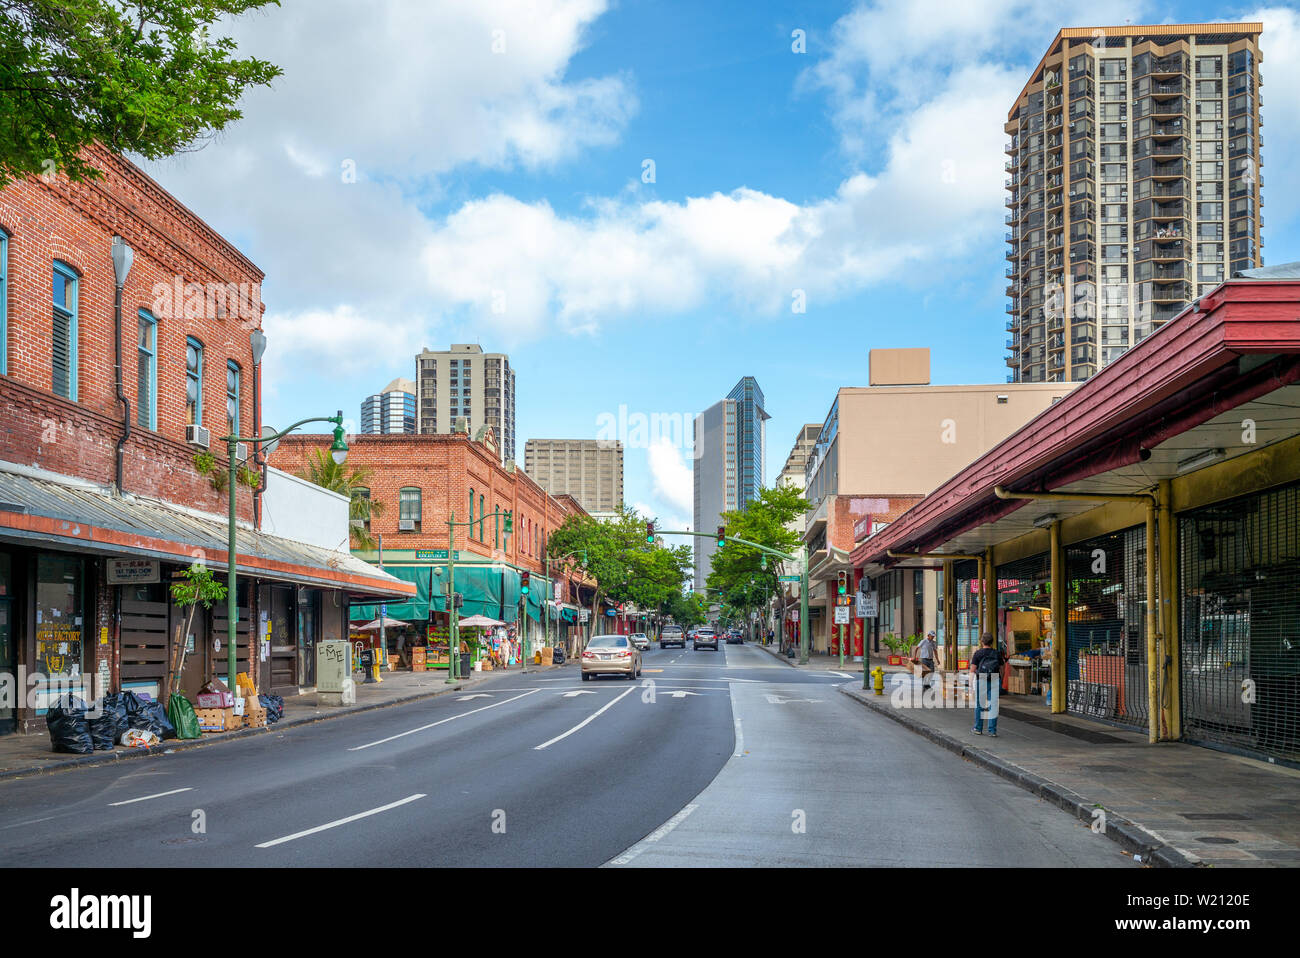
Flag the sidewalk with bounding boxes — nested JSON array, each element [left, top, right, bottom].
[[838, 676, 1300, 868], [0, 662, 562, 781], [752, 639, 883, 672]]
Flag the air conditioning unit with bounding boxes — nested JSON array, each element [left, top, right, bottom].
[[398, 519, 416, 531], [234, 443, 250, 463], [186, 424, 210, 448], [350, 519, 365, 529]]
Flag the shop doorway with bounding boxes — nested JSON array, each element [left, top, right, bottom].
[[0, 552, 13, 733], [268, 584, 297, 692], [297, 588, 318, 687]]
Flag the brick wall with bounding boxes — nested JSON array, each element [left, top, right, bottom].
[[0, 146, 262, 520], [270, 432, 583, 574]]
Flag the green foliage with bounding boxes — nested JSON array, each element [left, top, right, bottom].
[[705, 484, 809, 618], [209, 466, 228, 493], [236, 465, 260, 489], [192, 450, 216, 475], [170, 561, 226, 611], [0, 0, 283, 187], [546, 506, 693, 627], [296, 448, 385, 550]]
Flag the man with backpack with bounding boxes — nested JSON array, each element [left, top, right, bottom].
[[970, 632, 1006, 736]]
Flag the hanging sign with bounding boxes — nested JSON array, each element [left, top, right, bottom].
[[108, 559, 160, 584]]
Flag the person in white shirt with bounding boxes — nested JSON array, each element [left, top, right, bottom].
[[912, 631, 939, 684]]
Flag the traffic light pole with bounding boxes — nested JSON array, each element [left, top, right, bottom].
[[654, 530, 810, 665]]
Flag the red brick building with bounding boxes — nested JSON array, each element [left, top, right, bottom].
[[0, 149, 410, 733], [271, 428, 598, 647]]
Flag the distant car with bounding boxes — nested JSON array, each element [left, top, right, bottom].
[[630, 632, 650, 651], [581, 634, 642, 680], [660, 625, 686, 649], [693, 628, 719, 651], [726, 629, 743, 644]]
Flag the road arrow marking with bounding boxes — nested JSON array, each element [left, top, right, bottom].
[[560, 690, 598, 697], [764, 694, 824, 704], [668, 690, 701, 698], [455, 694, 492, 701]]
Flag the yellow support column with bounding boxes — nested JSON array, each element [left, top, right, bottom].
[[984, 548, 997, 645], [1050, 520, 1066, 714], [1159, 479, 1180, 740]]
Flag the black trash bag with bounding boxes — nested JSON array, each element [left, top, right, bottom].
[[87, 693, 131, 750], [258, 693, 284, 724], [46, 695, 94, 754], [121, 690, 176, 740]]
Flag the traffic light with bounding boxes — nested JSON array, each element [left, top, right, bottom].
[[717, 525, 726, 547], [521, 571, 530, 595], [646, 521, 655, 544], [837, 571, 847, 595]]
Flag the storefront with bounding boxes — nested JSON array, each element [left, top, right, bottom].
[[1179, 481, 1300, 764]]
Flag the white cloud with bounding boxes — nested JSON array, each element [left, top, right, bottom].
[[646, 438, 693, 517]]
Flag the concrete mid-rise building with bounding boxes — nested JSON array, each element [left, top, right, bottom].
[[778, 424, 821, 492], [523, 439, 624, 517], [1005, 22, 1264, 383], [415, 344, 515, 462], [693, 376, 768, 591], [797, 348, 1079, 655], [361, 377, 416, 434]]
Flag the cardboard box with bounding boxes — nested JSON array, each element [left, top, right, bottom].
[[244, 707, 267, 729], [197, 690, 235, 709], [224, 708, 244, 730], [195, 707, 227, 732]]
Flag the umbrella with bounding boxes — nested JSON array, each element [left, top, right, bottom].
[[457, 615, 505, 628], [353, 617, 407, 631]]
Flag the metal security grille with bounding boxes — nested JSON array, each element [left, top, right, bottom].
[[953, 559, 981, 645], [1065, 527, 1149, 731], [1180, 482, 1300, 766]]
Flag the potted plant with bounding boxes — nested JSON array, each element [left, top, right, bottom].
[[882, 631, 911, 666]]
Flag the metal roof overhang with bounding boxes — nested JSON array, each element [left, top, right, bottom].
[[0, 471, 416, 601], [854, 279, 1300, 574]]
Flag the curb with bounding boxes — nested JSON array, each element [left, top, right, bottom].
[[0, 665, 562, 783], [836, 685, 1200, 868], [753, 643, 799, 668]]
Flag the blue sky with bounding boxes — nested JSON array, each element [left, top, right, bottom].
[[143, 0, 1300, 531]]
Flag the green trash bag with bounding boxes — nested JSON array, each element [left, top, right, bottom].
[[167, 692, 202, 740]]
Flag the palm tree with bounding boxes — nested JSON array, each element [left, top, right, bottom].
[[296, 448, 386, 550]]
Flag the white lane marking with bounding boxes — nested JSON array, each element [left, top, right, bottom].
[[534, 685, 637, 750], [667, 690, 701, 698], [730, 683, 745, 758], [108, 787, 193, 807], [255, 794, 426, 849], [826, 671, 852, 679], [764, 694, 823, 704], [455, 694, 492, 701], [560, 690, 598, 697], [348, 689, 540, 751], [607, 803, 699, 866]]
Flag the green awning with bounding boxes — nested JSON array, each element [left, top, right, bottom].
[[352, 563, 551, 623], [351, 565, 439, 622]]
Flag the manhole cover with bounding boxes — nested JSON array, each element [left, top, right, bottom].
[[161, 836, 207, 846], [1196, 836, 1239, 845]]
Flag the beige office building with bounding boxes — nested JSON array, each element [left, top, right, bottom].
[[524, 439, 624, 517], [796, 349, 1078, 654], [416, 344, 516, 462], [1005, 23, 1264, 383]]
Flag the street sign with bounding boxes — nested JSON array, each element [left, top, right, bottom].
[[833, 606, 850, 625], [415, 549, 459, 561], [579, 609, 590, 622], [856, 590, 878, 618]]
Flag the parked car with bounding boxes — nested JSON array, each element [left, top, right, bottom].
[[693, 627, 719, 651], [660, 625, 686, 648], [630, 632, 650, 651], [581, 634, 642, 680]]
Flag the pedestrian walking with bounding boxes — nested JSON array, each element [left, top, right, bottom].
[[970, 632, 1006, 736], [911, 630, 939, 686]]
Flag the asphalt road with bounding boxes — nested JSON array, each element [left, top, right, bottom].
[[0, 642, 1128, 867]]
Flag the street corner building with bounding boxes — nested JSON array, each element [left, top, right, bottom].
[[0, 147, 413, 735], [267, 426, 603, 666], [854, 270, 1300, 767]]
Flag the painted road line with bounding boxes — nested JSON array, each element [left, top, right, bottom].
[[348, 689, 540, 751], [607, 803, 699, 866], [256, 794, 426, 849], [730, 683, 745, 758], [455, 694, 493, 701], [534, 685, 637, 750], [108, 787, 194, 807]]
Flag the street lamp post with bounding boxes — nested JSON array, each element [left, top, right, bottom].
[[220, 410, 348, 695]]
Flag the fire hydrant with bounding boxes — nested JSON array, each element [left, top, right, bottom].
[[871, 666, 885, 696]]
